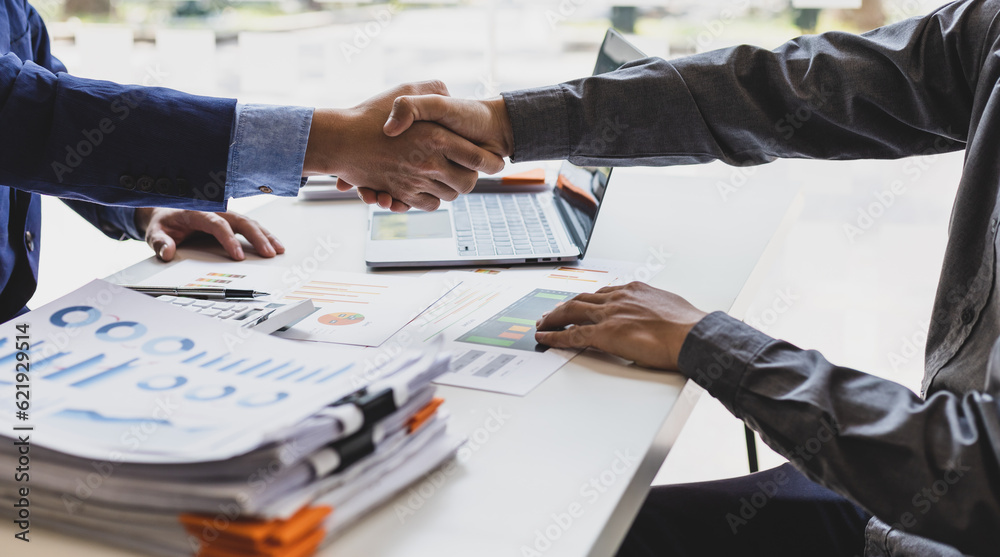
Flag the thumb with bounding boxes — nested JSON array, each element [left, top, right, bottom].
[[147, 230, 177, 262], [384, 95, 447, 137]]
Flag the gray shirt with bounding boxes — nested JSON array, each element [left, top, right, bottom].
[[502, 0, 1000, 554]]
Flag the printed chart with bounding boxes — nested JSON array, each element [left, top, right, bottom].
[[140, 261, 449, 347], [391, 271, 616, 396], [456, 289, 572, 352]]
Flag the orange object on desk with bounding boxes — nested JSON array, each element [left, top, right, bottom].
[[180, 505, 332, 557], [499, 168, 546, 184]]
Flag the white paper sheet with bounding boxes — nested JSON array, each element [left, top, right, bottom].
[[384, 262, 634, 396], [138, 260, 450, 347]]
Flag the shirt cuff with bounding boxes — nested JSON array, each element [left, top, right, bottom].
[[226, 103, 314, 198], [502, 86, 571, 163], [116, 206, 144, 241], [676, 311, 777, 416]]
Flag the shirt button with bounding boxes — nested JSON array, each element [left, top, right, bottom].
[[119, 175, 136, 190], [155, 178, 172, 194], [258, 186, 273, 194], [24, 230, 34, 252], [961, 308, 975, 324], [137, 175, 154, 192]]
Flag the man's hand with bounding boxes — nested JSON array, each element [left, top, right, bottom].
[[134, 208, 284, 262], [535, 282, 709, 371], [304, 81, 506, 212], [383, 95, 513, 157], [355, 94, 516, 210]]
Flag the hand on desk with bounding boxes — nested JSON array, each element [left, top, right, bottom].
[[535, 282, 708, 371], [304, 81, 506, 212], [134, 208, 285, 262]]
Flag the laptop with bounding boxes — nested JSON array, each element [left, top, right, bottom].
[[365, 29, 647, 268]]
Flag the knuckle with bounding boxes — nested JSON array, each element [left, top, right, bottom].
[[423, 79, 447, 94], [428, 127, 448, 148], [459, 176, 476, 194], [420, 196, 441, 212], [467, 150, 486, 170]]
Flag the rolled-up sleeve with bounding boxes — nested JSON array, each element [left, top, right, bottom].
[[225, 103, 313, 198]]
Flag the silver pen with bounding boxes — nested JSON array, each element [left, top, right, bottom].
[[120, 285, 270, 299]]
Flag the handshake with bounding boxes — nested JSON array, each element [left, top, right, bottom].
[[303, 81, 516, 212]]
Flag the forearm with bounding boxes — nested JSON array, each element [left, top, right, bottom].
[[504, 0, 995, 166], [679, 312, 1000, 554], [0, 55, 237, 209]]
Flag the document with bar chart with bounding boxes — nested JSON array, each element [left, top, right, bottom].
[[391, 270, 619, 396], [139, 260, 450, 347]]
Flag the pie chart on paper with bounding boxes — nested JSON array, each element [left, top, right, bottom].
[[317, 312, 365, 326]]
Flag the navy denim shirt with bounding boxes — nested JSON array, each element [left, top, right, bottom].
[[504, 0, 1000, 554]]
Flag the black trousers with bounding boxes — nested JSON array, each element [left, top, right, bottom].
[[615, 463, 872, 557]]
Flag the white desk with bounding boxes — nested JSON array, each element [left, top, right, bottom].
[[2, 162, 802, 557]]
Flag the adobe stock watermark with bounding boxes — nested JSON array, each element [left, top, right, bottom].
[[885, 0, 930, 22], [60, 394, 184, 514], [279, 235, 342, 289], [843, 133, 956, 243], [725, 418, 839, 533], [545, 0, 589, 29], [615, 246, 671, 285], [886, 320, 929, 375], [890, 458, 971, 532], [474, 74, 501, 100], [341, 3, 400, 63], [687, 0, 788, 52], [775, 84, 833, 140], [393, 406, 511, 522], [51, 65, 168, 183], [182, 440, 309, 552], [584, 116, 628, 155], [743, 287, 798, 334], [718, 83, 833, 202], [520, 448, 638, 556], [716, 163, 758, 203], [348, 275, 466, 389], [725, 466, 791, 533]]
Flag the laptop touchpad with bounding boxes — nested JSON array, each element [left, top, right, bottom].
[[371, 211, 453, 241]]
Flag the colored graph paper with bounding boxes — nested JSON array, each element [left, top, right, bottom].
[[456, 289, 572, 352]]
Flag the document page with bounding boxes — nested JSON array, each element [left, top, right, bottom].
[[140, 260, 451, 347], [0, 280, 373, 463], [389, 263, 635, 396]]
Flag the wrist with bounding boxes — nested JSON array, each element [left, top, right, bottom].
[[486, 97, 514, 158], [303, 108, 349, 176], [134, 207, 153, 235]]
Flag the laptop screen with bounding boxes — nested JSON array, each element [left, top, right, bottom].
[[554, 29, 647, 257]]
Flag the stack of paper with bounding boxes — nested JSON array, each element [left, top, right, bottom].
[[0, 281, 463, 556]]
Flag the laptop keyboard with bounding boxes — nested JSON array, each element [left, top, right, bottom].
[[452, 194, 561, 256]]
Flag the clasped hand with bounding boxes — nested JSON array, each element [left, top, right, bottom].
[[303, 81, 507, 212]]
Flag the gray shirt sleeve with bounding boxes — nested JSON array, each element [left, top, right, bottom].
[[502, 0, 1000, 553], [679, 312, 1000, 556], [502, 0, 1000, 167]]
